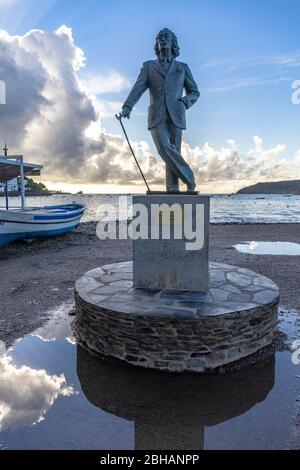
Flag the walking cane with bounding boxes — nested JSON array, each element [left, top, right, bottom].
[[115, 113, 151, 193]]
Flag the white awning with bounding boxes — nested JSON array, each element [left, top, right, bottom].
[[0, 156, 43, 183]]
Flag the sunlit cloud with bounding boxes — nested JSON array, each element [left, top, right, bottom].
[[93, 97, 124, 118], [80, 69, 131, 95], [79, 69, 131, 118]]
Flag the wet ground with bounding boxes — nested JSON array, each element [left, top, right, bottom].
[[0, 302, 299, 450], [0, 223, 299, 449], [234, 241, 300, 256], [1, 223, 300, 348]]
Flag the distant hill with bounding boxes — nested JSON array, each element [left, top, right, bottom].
[[237, 180, 300, 195]]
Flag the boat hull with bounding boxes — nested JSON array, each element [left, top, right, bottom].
[[0, 204, 85, 246]]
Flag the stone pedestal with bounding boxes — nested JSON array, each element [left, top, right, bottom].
[[132, 194, 210, 292], [75, 261, 279, 373]]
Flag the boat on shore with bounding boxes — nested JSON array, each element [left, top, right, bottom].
[[0, 203, 85, 246], [0, 145, 85, 246]]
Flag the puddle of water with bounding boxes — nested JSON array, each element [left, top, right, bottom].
[[0, 304, 299, 450], [234, 241, 300, 256]]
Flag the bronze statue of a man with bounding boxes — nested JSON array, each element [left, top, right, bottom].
[[121, 28, 200, 193]]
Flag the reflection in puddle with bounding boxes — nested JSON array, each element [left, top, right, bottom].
[[0, 355, 74, 432], [77, 348, 276, 450], [33, 301, 76, 345], [0, 304, 299, 450], [234, 241, 300, 256]]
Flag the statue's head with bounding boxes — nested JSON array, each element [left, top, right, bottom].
[[154, 28, 180, 58]]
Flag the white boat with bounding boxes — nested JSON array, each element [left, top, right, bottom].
[[0, 147, 85, 246]]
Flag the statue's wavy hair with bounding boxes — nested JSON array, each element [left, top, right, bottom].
[[154, 28, 180, 58]]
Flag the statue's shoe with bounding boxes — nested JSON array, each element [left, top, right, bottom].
[[167, 188, 180, 193], [187, 182, 196, 192]]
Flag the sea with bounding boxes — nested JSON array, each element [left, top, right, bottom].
[[1, 193, 300, 224]]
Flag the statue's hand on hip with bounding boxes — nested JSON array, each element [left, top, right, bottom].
[[179, 97, 188, 109], [121, 105, 132, 119]]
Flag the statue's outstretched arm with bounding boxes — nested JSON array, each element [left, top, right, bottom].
[[122, 63, 148, 118]]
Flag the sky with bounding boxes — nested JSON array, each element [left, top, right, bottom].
[[1, 0, 300, 193]]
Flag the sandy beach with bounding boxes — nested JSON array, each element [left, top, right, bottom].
[[0, 222, 299, 347]]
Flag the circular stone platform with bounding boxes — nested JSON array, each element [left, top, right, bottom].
[[75, 262, 279, 373]]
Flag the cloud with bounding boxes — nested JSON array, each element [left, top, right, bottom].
[[200, 51, 298, 95], [92, 97, 124, 119], [182, 135, 300, 186], [200, 50, 300, 72], [0, 25, 299, 192], [258, 51, 300, 68], [80, 69, 131, 95], [79, 69, 131, 119], [0, 28, 49, 146], [0, 355, 74, 431], [204, 76, 291, 95]]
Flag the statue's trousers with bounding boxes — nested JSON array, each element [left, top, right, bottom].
[[151, 113, 195, 191]]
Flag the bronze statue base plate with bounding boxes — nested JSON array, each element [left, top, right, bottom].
[[146, 191, 199, 195]]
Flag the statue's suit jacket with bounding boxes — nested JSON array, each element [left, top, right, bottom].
[[124, 59, 200, 130]]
